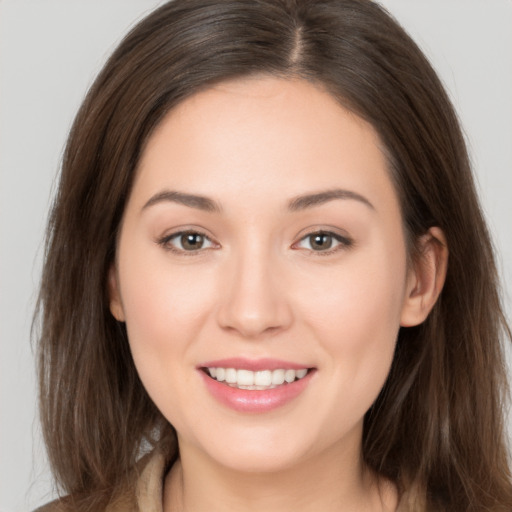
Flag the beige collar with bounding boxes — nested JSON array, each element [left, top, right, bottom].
[[106, 451, 167, 512]]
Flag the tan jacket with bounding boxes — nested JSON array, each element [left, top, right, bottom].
[[36, 451, 167, 512], [37, 451, 412, 511]]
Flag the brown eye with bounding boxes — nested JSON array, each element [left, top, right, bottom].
[[309, 233, 334, 251], [158, 230, 215, 253], [295, 231, 352, 253], [180, 232, 206, 251]]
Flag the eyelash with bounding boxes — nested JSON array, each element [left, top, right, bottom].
[[156, 229, 353, 257], [293, 230, 353, 256], [157, 230, 217, 255]]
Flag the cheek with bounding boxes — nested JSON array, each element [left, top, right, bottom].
[[116, 240, 216, 391], [296, 242, 407, 402]]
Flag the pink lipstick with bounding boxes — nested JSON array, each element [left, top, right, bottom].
[[198, 358, 315, 413]]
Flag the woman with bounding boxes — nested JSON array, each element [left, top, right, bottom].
[[35, 0, 512, 510]]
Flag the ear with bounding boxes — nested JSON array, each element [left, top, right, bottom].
[[108, 264, 125, 322], [400, 227, 448, 327]]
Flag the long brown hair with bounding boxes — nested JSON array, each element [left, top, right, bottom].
[[36, 0, 512, 509]]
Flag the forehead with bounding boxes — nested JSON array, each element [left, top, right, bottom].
[[132, 76, 397, 214]]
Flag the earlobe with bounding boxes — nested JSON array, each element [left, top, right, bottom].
[[400, 227, 448, 327], [108, 265, 125, 322]]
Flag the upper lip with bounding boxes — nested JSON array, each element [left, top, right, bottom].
[[198, 357, 313, 372]]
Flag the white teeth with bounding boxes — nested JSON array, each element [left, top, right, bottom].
[[237, 369, 254, 386], [206, 367, 309, 389], [272, 369, 285, 386], [216, 367, 226, 382], [225, 368, 237, 384], [254, 370, 272, 386], [284, 369, 296, 383]]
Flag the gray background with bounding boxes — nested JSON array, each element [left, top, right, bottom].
[[1, 1, 511, 510]]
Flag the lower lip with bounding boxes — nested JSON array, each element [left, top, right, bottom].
[[199, 369, 315, 413]]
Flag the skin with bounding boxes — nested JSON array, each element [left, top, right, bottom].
[[109, 76, 447, 511]]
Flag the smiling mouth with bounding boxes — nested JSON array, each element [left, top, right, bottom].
[[201, 367, 312, 390]]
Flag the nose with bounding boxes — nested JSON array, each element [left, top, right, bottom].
[[216, 244, 293, 339]]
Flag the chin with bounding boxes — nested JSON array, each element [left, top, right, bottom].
[[182, 419, 351, 475], [205, 442, 309, 474]]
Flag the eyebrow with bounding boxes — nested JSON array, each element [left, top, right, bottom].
[[287, 188, 375, 212], [142, 188, 374, 214], [142, 190, 223, 213]]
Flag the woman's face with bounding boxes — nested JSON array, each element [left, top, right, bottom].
[[110, 77, 418, 473]]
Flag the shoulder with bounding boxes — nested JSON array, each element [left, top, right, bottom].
[[33, 483, 139, 512], [33, 496, 76, 512], [33, 450, 168, 512], [33, 495, 76, 512]]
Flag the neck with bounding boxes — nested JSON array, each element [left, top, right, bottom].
[[163, 431, 397, 512]]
